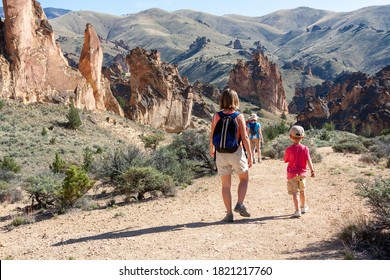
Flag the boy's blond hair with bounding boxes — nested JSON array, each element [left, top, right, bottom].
[[219, 88, 240, 110]]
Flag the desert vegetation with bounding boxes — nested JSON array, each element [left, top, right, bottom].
[[0, 99, 389, 259]]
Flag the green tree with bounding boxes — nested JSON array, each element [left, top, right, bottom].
[[50, 153, 66, 173], [59, 165, 94, 211], [66, 102, 82, 129]]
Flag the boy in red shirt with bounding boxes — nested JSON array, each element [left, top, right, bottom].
[[284, 125, 316, 218]]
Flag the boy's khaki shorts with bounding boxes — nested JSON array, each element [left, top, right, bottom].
[[216, 148, 248, 176], [287, 175, 306, 194]]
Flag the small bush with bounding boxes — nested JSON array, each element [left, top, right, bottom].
[[0, 156, 21, 173], [41, 127, 48, 136], [50, 153, 67, 174], [139, 132, 165, 151], [25, 173, 63, 207], [82, 148, 94, 172], [262, 121, 289, 142], [359, 154, 380, 165], [0, 181, 23, 203], [0, 99, 4, 110], [66, 102, 82, 129], [119, 166, 175, 200], [357, 178, 390, 230], [167, 130, 215, 176], [59, 165, 94, 211], [332, 138, 367, 154], [323, 122, 336, 131], [340, 178, 390, 259], [11, 215, 35, 227], [94, 145, 146, 183]]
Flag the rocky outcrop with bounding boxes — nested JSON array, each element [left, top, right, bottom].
[[126, 47, 193, 133], [290, 67, 390, 135], [79, 23, 124, 116], [228, 51, 288, 113], [0, 0, 122, 115]]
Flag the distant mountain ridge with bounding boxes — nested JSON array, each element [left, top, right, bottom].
[[3, 5, 389, 101], [0, 7, 71, 19]]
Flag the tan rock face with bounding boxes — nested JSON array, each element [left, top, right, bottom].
[[292, 68, 390, 135], [126, 47, 193, 133], [79, 23, 124, 116], [0, 0, 122, 116], [228, 51, 288, 113]]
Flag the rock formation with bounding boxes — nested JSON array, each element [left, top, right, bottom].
[[289, 67, 390, 135], [79, 23, 124, 116], [0, 0, 122, 116], [228, 51, 288, 113], [126, 47, 193, 133]]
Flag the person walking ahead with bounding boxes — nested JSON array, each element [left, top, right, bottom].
[[210, 88, 253, 222], [284, 125, 316, 218], [247, 113, 264, 163]]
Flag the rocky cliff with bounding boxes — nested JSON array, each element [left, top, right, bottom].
[[0, 0, 122, 115], [289, 66, 390, 135], [228, 51, 288, 113], [126, 47, 193, 133]]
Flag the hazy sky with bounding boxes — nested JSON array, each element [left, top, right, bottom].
[[38, 0, 390, 17]]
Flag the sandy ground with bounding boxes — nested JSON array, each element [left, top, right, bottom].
[[0, 147, 386, 260]]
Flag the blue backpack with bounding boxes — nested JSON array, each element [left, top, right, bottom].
[[212, 111, 241, 153]]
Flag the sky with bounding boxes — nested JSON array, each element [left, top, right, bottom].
[[38, 0, 390, 17]]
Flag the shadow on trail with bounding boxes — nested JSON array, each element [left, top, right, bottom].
[[52, 215, 290, 247], [283, 238, 345, 260]]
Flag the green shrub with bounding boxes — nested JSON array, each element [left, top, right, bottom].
[[357, 178, 390, 230], [323, 122, 336, 131], [119, 166, 175, 200], [0, 181, 23, 203], [50, 153, 67, 173], [25, 173, 63, 207], [11, 215, 35, 227], [167, 130, 215, 176], [82, 148, 94, 172], [139, 132, 165, 151], [340, 178, 390, 259], [0, 156, 21, 173], [115, 96, 126, 108], [152, 147, 195, 185], [59, 165, 94, 211], [41, 127, 48, 136], [0, 99, 4, 110], [359, 154, 380, 165], [66, 102, 82, 129], [95, 145, 146, 183], [332, 138, 367, 154], [262, 135, 291, 159], [262, 121, 289, 142]]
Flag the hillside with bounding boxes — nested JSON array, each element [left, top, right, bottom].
[[47, 5, 390, 100]]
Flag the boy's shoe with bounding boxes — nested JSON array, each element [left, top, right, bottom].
[[258, 158, 261, 163], [223, 213, 234, 222], [292, 210, 301, 218], [234, 203, 250, 217], [300, 205, 309, 214]]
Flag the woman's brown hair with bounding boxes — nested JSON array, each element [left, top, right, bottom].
[[219, 88, 240, 110]]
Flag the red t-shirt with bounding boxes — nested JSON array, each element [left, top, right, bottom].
[[284, 143, 311, 179]]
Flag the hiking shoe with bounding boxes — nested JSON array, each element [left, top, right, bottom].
[[223, 213, 234, 222], [292, 210, 301, 218], [234, 203, 250, 217], [300, 205, 309, 214], [258, 158, 262, 163]]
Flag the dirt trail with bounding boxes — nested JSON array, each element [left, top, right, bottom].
[[0, 147, 384, 260]]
